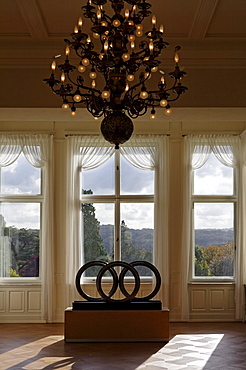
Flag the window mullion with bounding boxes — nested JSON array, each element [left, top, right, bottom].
[[115, 151, 120, 261]]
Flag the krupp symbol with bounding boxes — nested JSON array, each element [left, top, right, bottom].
[[75, 260, 161, 303]]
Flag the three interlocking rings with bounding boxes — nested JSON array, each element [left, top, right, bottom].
[[75, 260, 161, 303]]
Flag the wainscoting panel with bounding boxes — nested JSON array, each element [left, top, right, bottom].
[[27, 291, 41, 312], [0, 291, 6, 312], [191, 289, 206, 311], [9, 291, 24, 312], [0, 285, 43, 323], [188, 284, 235, 321]]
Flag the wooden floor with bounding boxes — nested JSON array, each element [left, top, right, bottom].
[[0, 322, 246, 369]]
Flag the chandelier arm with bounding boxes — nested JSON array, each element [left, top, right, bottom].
[[66, 73, 102, 95], [123, 70, 151, 101]]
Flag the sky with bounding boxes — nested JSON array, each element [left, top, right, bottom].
[[0, 150, 234, 230], [0, 153, 40, 229], [193, 153, 234, 229]]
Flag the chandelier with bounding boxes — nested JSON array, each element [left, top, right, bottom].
[[43, 0, 188, 148]]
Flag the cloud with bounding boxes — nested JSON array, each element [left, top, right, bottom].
[[194, 203, 233, 229], [1, 153, 41, 195], [0, 202, 40, 229], [82, 154, 154, 195], [194, 153, 233, 195]]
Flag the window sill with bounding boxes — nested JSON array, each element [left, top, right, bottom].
[[188, 281, 235, 285], [0, 279, 41, 286]]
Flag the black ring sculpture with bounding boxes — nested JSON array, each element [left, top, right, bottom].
[[119, 261, 161, 301], [96, 261, 140, 303], [75, 260, 161, 303], [75, 261, 118, 301]]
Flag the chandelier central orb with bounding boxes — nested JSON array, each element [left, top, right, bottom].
[[43, 0, 188, 148]]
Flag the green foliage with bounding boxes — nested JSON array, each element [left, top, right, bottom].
[[82, 190, 110, 276], [194, 242, 234, 277], [195, 246, 210, 276], [121, 220, 153, 276], [9, 268, 20, 277], [5, 226, 39, 277]]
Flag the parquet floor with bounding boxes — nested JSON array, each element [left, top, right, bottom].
[[0, 322, 246, 369]]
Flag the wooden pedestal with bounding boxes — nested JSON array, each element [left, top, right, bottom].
[[64, 307, 169, 342]]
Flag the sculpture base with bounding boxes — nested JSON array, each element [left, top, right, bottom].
[[65, 307, 169, 342], [72, 300, 162, 311]]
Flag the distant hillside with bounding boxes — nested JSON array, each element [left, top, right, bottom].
[[99, 224, 153, 254], [195, 228, 234, 248], [100, 225, 234, 251]]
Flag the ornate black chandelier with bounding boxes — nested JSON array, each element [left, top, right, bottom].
[[43, 0, 187, 148]]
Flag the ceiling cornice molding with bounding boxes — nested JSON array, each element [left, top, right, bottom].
[[16, 0, 48, 39]]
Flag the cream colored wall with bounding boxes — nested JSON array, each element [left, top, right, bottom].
[[0, 108, 245, 322]]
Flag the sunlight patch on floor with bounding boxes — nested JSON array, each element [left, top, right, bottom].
[[136, 334, 224, 369]]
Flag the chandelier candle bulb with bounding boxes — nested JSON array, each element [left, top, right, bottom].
[[97, 9, 101, 21], [127, 74, 134, 82], [78, 17, 83, 29], [151, 66, 158, 72], [152, 15, 157, 27], [74, 94, 82, 102], [149, 41, 154, 54], [43, 0, 188, 148], [128, 34, 135, 41], [165, 107, 172, 115], [125, 9, 129, 20], [113, 19, 121, 27], [160, 99, 168, 107], [140, 90, 148, 99], [82, 57, 89, 66], [136, 30, 143, 37], [136, 24, 143, 31], [174, 52, 179, 64], [51, 60, 56, 71], [89, 70, 97, 79], [151, 108, 156, 119], [102, 90, 110, 99], [78, 63, 86, 72], [65, 46, 70, 56], [62, 102, 69, 110], [61, 72, 65, 82], [122, 53, 130, 61], [104, 39, 109, 52]]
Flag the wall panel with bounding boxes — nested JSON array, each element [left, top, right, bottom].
[[0, 286, 44, 323], [189, 284, 235, 321]]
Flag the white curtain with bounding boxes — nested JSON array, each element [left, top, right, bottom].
[[181, 134, 243, 320], [65, 134, 169, 308], [0, 134, 54, 322], [121, 135, 169, 307], [65, 136, 114, 305]]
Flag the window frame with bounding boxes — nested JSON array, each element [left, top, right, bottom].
[[81, 150, 155, 283], [0, 164, 43, 284], [190, 154, 237, 283]]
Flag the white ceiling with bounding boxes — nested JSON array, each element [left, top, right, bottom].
[[0, 0, 245, 111]]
